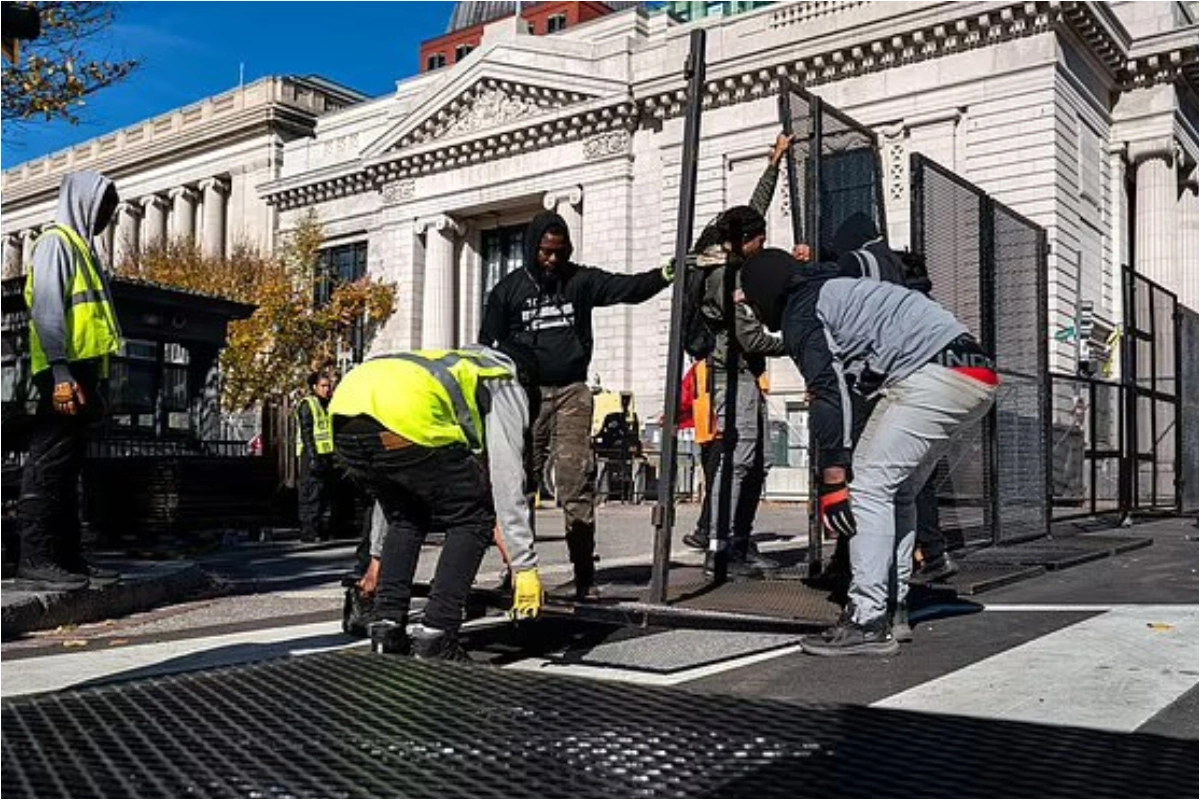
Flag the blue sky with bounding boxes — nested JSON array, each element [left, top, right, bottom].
[[2, 2, 456, 169]]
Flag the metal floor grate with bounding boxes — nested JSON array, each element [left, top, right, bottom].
[[4, 652, 1197, 798]]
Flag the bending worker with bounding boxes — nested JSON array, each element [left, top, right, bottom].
[[740, 249, 998, 657], [329, 344, 543, 661]]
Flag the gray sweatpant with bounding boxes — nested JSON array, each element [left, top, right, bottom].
[[849, 363, 996, 624], [707, 368, 771, 550]]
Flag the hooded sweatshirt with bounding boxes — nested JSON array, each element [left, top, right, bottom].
[[741, 248, 967, 469], [29, 171, 120, 384], [479, 211, 668, 386]]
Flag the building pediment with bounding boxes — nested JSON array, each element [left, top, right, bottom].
[[361, 49, 630, 162]]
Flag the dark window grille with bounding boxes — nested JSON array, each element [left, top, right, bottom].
[[547, 12, 568, 32], [314, 241, 368, 307], [426, 52, 446, 71], [481, 224, 525, 309]]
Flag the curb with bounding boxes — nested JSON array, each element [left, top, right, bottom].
[[1, 562, 210, 640]]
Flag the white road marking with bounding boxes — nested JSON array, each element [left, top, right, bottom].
[[503, 644, 806, 687], [873, 604, 1199, 732]]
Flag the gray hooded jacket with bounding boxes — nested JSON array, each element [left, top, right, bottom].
[[29, 170, 120, 384]]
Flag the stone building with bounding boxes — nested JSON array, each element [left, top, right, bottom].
[[2, 1, 1197, 495]]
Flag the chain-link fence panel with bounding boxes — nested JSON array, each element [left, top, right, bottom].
[[1179, 307, 1198, 514], [910, 155, 993, 546], [991, 203, 1050, 542]]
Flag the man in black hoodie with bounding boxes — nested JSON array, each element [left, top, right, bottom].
[[479, 211, 673, 598]]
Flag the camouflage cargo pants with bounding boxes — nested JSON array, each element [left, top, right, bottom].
[[531, 382, 596, 582]]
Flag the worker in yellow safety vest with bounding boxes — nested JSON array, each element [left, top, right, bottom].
[[329, 343, 543, 661], [16, 171, 123, 592], [296, 370, 336, 542]]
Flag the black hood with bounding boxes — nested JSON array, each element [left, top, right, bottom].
[[829, 211, 880, 258], [739, 248, 808, 332], [523, 210, 574, 286]]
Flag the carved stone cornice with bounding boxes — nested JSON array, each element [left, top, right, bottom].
[[380, 178, 416, 205], [139, 194, 170, 211], [168, 186, 198, 202], [543, 185, 583, 211], [638, 1, 1195, 120], [582, 129, 631, 161], [116, 201, 144, 219]]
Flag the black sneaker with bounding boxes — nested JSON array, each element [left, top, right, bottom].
[[705, 551, 765, 581], [368, 619, 410, 655], [743, 540, 781, 572], [911, 553, 958, 585], [63, 559, 121, 588], [682, 531, 709, 550], [410, 625, 469, 662], [891, 601, 913, 643], [801, 615, 899, 657], [14, 561, 89, 592]]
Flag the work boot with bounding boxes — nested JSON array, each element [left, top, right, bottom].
[[571, 559, 600, 601], [742, 539, 781, 571], [891, 601, 913, 643], [62, 557, 120, 588], [911, 552, 958, 585], [682, 530, 709, 551], [14, 561, 89, 592], [368, 618, 410, 655], [801, 614, 899, 657], [410, 624, 470, 662], [704, 549, 764, 581]]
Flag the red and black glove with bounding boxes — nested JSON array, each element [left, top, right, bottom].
[[818, 481, 856, 539]]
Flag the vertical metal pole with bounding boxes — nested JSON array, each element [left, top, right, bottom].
[[806, 96, 825, 576], [1175, 297, 1183, 514], [650, 29, 706, 604], [1088, 379, 1098, 517], [979, 196, 1000, 544]]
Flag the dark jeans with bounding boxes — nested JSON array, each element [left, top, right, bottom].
[[18, 361, 103, 568], [334, 416, 494, 633], [914, 461, 946, 561], [298, 452, 335, 539], [693, 441, 720, 536]]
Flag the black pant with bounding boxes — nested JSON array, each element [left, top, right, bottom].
[[18, 362, 102, 568], [334, 417, 494, 633], [694, 441, 720, 536], [297, 452, 335, 539]]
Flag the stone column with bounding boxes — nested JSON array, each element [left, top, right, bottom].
[[543, 185, 584, 258], [4, 235, 23, 277], [199, 177, 229, 259], [96, 221, 116, 271], [140, 195, 169, 251], [114, 202, 143, 269], [20, 229, 37, 269], [417, 214, 462, 350], [169, 186, 198, 245], [1177, 162, 1198, 312], [1129, 138, 1177, 289]]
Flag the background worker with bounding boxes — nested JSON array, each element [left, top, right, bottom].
[[330, 344, 543, 660], [740, 249, 998, 656], [296, 370, 336, 542], [681, 133, 794, 578], [17, 171, 122, 591], [480, 211, 673, 599]]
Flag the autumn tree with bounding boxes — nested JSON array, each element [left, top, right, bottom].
[[118, 210, 396, 410], [2, 2, 138, 128]]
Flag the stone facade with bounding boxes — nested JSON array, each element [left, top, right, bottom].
[[3, 2, 1197, 497], [1, 76, 366, 275]]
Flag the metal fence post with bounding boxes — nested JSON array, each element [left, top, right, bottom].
[[650, 28, 706, 604]]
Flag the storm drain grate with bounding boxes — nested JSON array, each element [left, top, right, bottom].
[[4, 651, 1196, 798]]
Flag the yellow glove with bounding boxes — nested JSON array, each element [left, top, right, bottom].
[[510, 568, 544, 621]]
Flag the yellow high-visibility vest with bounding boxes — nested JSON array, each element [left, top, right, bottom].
[[329, 349, 513, 452], [296, 395, 334, 456], [24, 224, 122, 375]]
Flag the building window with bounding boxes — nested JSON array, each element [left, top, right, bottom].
[[315, 241, 368, 307], [454, 43, 474, 62], [481, 224, 525, 307], [546, 12, 568, 33], [426, 52, 446, 71], [109, 339, 160, 433]]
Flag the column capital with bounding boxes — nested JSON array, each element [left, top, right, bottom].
[[20, 228, 40, 241], [168, 185, 198, 202], [1127, 136, 1176, 167], [140, 194, 170, 211], [416, 214, 462, 236], [199, 177, 230, 195], [117, 201, 143, 218], [543, 185, 584, 211]]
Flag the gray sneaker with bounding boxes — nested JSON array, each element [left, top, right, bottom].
[[891, 601, 913, 643], [802, 616, 899, 657]]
